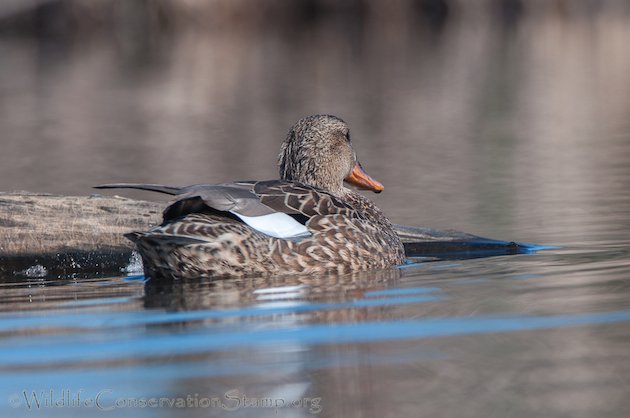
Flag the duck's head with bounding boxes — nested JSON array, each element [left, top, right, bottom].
[[278, 115, 384, 196]]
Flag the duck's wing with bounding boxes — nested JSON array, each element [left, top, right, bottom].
[[167, 180, 362, 239], [149, 182, 302, 239], [163, 182, 275, 219], [252, 180, 358, 218], [161, 180, 357, 218], [94, 182, 275, 218], [95, 180, 358, 239]]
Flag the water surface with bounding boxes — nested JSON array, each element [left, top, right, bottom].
[[1, 4, 630, 417]]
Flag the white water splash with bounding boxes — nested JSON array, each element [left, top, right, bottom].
[[121, 251, 143, 274], [18, 264, 48, 278]]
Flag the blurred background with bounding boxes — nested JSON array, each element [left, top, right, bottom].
[[2, 6, 630, 417], [1, 0, 629, 244]]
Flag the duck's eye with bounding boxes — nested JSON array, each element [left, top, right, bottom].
[[344, 130, 351, 141]]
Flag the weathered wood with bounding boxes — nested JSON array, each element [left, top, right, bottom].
[[0, 192, 162, 276], [0, 192, 162, 255]]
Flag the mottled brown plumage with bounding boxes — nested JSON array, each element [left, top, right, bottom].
[[96, 115, 405, 279]]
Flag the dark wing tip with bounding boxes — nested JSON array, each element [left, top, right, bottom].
[[91, 183, 181, 195], [124, 231, 143, 243]]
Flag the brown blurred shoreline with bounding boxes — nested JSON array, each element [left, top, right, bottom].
[[2, 0, 629, 38]]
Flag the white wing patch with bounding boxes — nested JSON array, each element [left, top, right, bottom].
[[232, 212, 311, 239]]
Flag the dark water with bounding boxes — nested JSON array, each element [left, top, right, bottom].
[[1, 5, 630, 417]]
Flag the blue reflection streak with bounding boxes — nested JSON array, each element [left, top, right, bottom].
[[0, 295, 443, 332], [0, 310, 629, 367]]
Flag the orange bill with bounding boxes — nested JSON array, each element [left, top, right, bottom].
[[344, 162, 384, 193]]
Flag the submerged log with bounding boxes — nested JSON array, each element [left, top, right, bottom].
[[0, 192, 538, 278]]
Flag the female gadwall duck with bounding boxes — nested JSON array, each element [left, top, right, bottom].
[[97, 115, 405, 279]]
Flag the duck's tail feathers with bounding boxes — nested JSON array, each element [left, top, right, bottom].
[[94, 183, 181, 196]]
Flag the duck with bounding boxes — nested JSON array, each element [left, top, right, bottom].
[[96, 114, 405, 279]]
